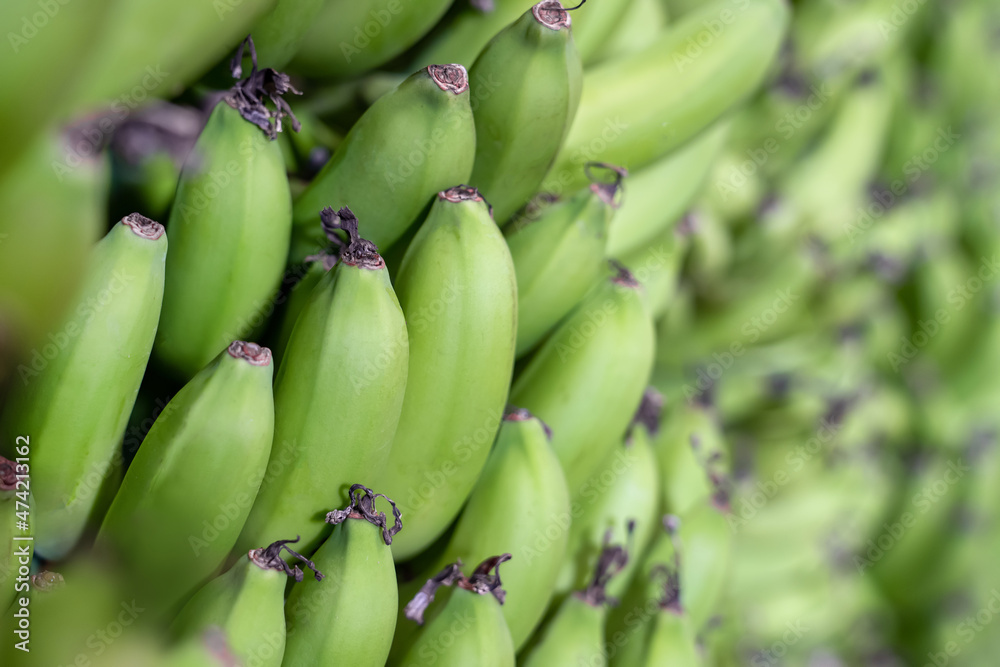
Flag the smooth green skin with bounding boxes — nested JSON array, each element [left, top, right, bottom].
[[290, 70, 476, 261], [543, 0, 789, 192], [509, 277, 654, 495], [0, 0, 113, 176], [678, 500, 732, 631], [396, 590, 514, 667], [249, 0, 328, 69], [379, 194, 517, 560], [644, 610, 701, 666], [284, 519, 397, 666], [270, 260, 326, 368], [292, 0, 453, 77], [155, 103, 292, 380], [172, 556, 288, 667], [237, 261, 408, 556], [64, 0, 275, 114], [0, 219, 166, 560], [411, 0, 534, 69], [570, 0, 635, 65], [520, 595, 607, 667], [606, 120, 728, 257], [506, 189, 612, 356], [393, 415, 570, 655], [0, 133, 106, 375], [468, 7, 582, 224], [97, 347, 275, 617], [654, 401, 722, 516], [557, 427, 660, 601], [594, 0, 668, 64], [618, 227, 688, 321]]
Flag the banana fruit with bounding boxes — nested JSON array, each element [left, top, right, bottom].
[[172, 538, 324, 667], [0, 214, 166, 560], [468, 0, 583, 223], [544, 0, 789, 192], [154, 52, 296, 379], [97, 341, 275, 617], [379, 186, 517, 560], [509, 264, 654, 495], [284, 485, 401, 667], [289, 65, 476, 260], [506, 164, 624, 356], [238, 209, 408, 555]]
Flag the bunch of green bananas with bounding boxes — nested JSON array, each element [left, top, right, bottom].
[[2, 0, 998, 664]]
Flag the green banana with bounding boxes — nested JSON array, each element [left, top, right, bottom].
[[654, 398, 728, 515], [606, 120, 729, 257], [379, 186, 517, 560], [173, 538, 323, 667], [642, 582, 702, 666], [556, 389, 662, 600], [0, 214, 166, 560], [593, 0, 669, 64], [247, 0, 327, 69], [0, 0, 114, 175], [238, 209, 408, 555], [97, 341, 275, 617], [0, 455, 30, 614], [506, 164, 624, 356], [520, 535, 631, 667], [509, 264, 655, 494], [64, 0, 275, 115], [677, 497, 733, 631], [467, 0, 583, 223], [543, 0, 788, 192], [617, 222, 691, 321], [569, 0, 635, 65], [154, 52, 296, 379], [392, 408, 570, 654], [284, 486, 400, 666], [396, 556, 515, 667], [268, 252, 334, 367], [291, 0, 453, 77], [289, 65, 476, 260], [0, 130, 107, 379]]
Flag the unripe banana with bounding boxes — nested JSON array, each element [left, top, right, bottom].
[[468, 0, 583, 223], [520, 535, 631, 667], [509, 265, 654, 494], [393, 408, 569, 655], [617, 223, 691, 321], [506, 164, 624, 356], [0, 214, 166, 560], [291, 0, 453, 77], [290, 65, 476, 260], [654, 398, 728, 515], [543, 0, 789, 192], [569, 0, 634, 65], [643, 603, 701, 666], [64, 0, 275, 115], [154, 54, 297, 379], [606, 120, 729, 257], [268, 253, 334, 367], [557, 390, 662, 600], [678, 498, 733, 631], [0, 130, 107, 378], [395, 556, 515, 667], [248, 0, 328, 69], [173, 538, 323, 667], [379, 187, 517, 560], [593, 0, 668, 64], [284, 486, 400, 667], [97, 341, 275, 617], [238, 210, 408, 555], [0, 0, 114, 174]]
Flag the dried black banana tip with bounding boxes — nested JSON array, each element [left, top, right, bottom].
[[226, 35, 301, 140], [608, 259, 639, 288], [577, 526, 632, 608], [651, 563, 683, 614], [629, 388, 664, 440], [250, 536, 325, 582], [585, 161, 627, 208], [320, 207, 385, 270], [0, 455, 17, 491], [325, 484, 402, 545], [504, 405, 554, 440], [404, 554, 512, 625]]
